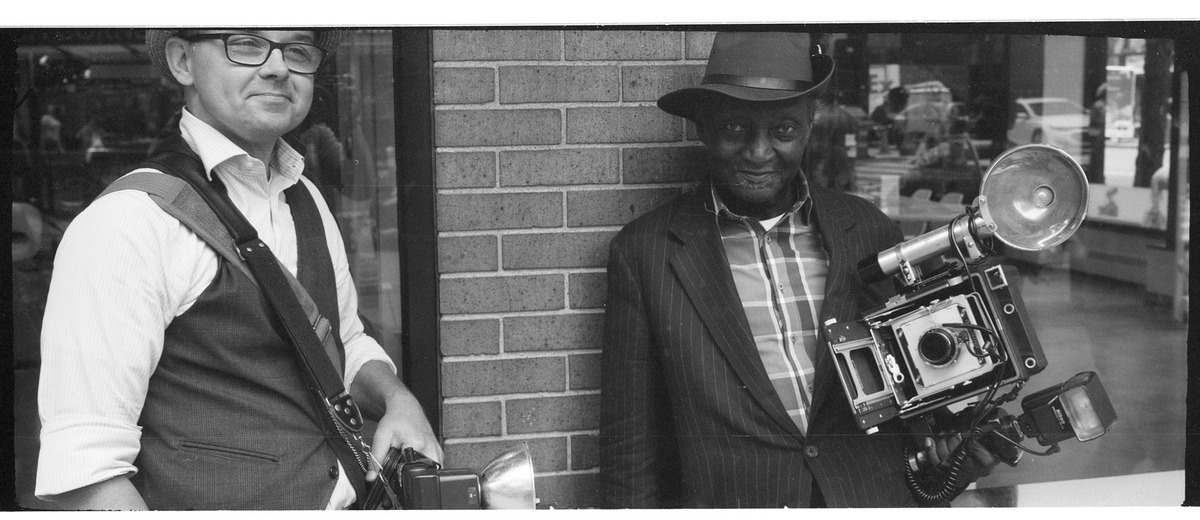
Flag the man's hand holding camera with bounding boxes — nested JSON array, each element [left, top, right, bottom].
[[922, 431, 1002, 482], [366, 388, 444, 482], [351, 360, 444, 483]]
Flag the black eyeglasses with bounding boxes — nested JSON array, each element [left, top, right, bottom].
[[181, 32, 325, 74]]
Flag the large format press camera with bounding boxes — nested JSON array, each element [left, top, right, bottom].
[[824, 145, 1117, 505]]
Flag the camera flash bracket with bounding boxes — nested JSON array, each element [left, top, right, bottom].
[[897, 258, 919, 286]]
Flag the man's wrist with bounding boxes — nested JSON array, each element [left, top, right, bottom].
[[382, 385, 421, 414]]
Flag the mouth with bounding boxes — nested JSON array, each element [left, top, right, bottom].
[[735, 170, 783, 185], [738, 170, 779, 177], [250, 92, 292, 102]]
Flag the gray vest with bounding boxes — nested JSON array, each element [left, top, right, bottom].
[[131, 254, 340, 509], [115, 137, 350, 509]]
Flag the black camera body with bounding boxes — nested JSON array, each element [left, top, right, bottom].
[[399, 456, 483, 509], [826, 263, 1045, 431], [366, 447, 483, 509]]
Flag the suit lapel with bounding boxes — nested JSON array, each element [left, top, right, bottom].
[[807, 187, 862, 423], [667, 192, 802, 436]]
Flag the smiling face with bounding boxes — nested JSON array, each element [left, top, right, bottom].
[[696, 95, 817, 220], [168, 30, 315, 155]]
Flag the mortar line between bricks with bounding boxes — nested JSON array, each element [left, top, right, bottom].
[[442, 430, 599, 444], [440, 308, 605, 321], [563, 350, 571, 390], [491, 66, 500, 109], [469, 227, 623, 235], [443, 350, 600, 362], [437, 182, 693, 194], [495, 307, 507, 356], [439, 227, 623, 237], [533, 468, 601, 477], [435, 101, 659, 110], [500, 399, 507, 436], [435, 141, 700, 152], [439, 269, 591, 279], [443, 389, 599, 403], [433, 60, 708, 68], [442, 311, 606, 322], [565, 434, 573, 470], [559, 108, 568, 157], [560, 191, 569, 235]]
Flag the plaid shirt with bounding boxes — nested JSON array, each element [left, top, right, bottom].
[[711, 182, 828, 434]]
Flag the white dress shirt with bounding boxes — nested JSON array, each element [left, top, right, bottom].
[[36, 108, 393, 509]]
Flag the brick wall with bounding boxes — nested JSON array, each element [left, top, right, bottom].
[[432, 29, 715, 508]]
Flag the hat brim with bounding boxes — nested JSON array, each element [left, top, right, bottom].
[[146, 29, 348, 84], [658, 54, 835, 121]]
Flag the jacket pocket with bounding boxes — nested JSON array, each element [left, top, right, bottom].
[[179, 440, 281, 464]]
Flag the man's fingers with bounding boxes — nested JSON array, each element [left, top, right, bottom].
[[411, 437, 444, 465], [968, 439, 999, 477]]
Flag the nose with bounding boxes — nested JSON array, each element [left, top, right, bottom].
[[258, 48, 290, 77], [742, 131, 774, 166]]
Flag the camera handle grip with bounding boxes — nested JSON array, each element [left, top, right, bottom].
[[884, 355, 905, 383]]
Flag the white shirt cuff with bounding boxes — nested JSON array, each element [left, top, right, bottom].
[[35, 415, 142, 499]]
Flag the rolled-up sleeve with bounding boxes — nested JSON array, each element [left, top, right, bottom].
[[36, 191, 188, 498]]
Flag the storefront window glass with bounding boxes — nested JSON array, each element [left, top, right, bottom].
[[819, 31, 1187, 502], [10, 28, 403, 508], [9, 27, 1188, 508]]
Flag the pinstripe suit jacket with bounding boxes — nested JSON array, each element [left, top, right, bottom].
[[600, 183, 919, 508]]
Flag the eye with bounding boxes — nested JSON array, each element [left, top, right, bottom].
[[721, 122, 747, 134], [284, 45, 318, 62], [773, 123, 800, 139], [226, 35, 265, 50]]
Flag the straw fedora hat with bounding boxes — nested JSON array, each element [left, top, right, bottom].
[[145, 28, 347, 83], [658, 32, 834, 121]]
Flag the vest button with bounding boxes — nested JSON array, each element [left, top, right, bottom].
[[805, 445, 819, 459], [328, 464, 339, 480]]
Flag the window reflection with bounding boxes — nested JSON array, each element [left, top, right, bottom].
[[816, 32, 1186, 501], [295, 29, 403, 365], [833, 33, 1178, 235], [10, 29, 404, 508]]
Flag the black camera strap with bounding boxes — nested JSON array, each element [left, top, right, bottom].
[[115, 137, 373, 501]]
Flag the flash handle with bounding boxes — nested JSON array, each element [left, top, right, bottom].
[[863, 207, 998, 285]]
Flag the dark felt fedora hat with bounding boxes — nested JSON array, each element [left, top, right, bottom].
[[658, 32, 834, 121], [145, 28, 347, 83]]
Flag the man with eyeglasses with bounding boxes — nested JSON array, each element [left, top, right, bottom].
[[35, 29, 442, 510]]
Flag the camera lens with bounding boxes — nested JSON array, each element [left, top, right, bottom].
[[918, 329, 958, 366]]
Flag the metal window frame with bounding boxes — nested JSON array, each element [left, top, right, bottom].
[[392, 29, 441, 438]]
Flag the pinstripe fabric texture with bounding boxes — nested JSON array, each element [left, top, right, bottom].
[[600, 183, 920, 508], [711, 188, 827, 434]]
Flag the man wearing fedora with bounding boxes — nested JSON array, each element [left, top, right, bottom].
[[599, 32, 996, 508], [35, 29, 441, 510]]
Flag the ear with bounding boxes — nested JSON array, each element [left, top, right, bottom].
[[163, 36, 196, 86]]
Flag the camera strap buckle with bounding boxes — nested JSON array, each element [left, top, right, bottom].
[[326, 390, 365, 434]]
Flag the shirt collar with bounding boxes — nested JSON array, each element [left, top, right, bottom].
[[708, 173, 815, 226], [178, 107, 305, 184]]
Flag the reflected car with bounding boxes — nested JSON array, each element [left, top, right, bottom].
[[900, 134, 984, 203], [1008, 97, 1098, 149]]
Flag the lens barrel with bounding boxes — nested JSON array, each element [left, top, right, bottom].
[[918, 329, 959, 366]]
